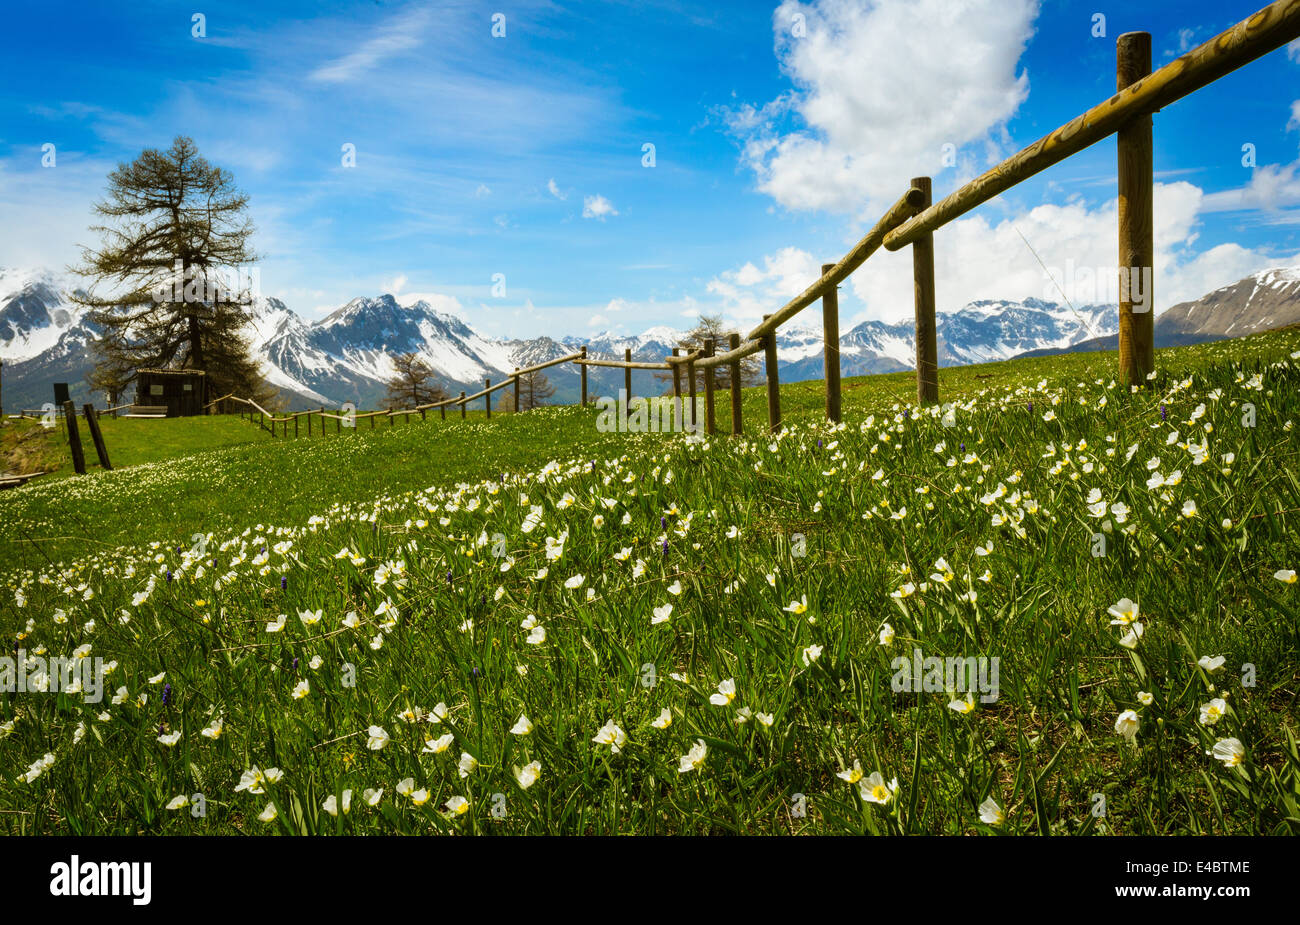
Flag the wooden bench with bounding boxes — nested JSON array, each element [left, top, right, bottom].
[[122, 405, 168, 418]]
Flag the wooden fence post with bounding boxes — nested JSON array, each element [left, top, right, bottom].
[[1118, 31, 1155, 387], [514, 368, 521, 412], [686, 352, 698, 432], [82, 403, 111, 470], [763, 314, 781, 433], [580, 347, 588, 406], [728, 332, 743, 436], [911, 176, 939, 405], [624, 349, 633, 406], [308, 411, 312, 436], [821, 262, 843, 422], [671, 347, 682, 404], [294, 414, 299, 438], [319, 408, 325, 437], [703, 338, 716, 435], [440, 404, 446, 421], [485, 379, 492, 419], [63, 400, 86, 474], [336, 410, 341, 434], [460, 391, 467, 419]]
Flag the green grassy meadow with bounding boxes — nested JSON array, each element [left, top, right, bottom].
[[1, 330, 1298, 834]]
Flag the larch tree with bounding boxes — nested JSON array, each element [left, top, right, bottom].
[[385, 352, 449, 408], [70, 136, 274, 407], [654, 314, 761, 394]]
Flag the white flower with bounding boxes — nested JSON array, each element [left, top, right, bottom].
[[1114, 710, 1140, 741], [322, 790, 352, 816], [564, 573, 585, 590], [651, 603, 673, 625], [457, 752, 479, 778], [298, 609, 323, 626], [514, 761, 542, 789], [837, 760, 863, 784], [258, 802, 278, 823], [800, 644, 822, 667], [1210, 737, 1245, 768], [1198, 655, 1226, 674], [1198, 698, 1227, 726], [157, 731, 182, 747], [592, 720, 628, 752], [1275, 569, 1297, 585], [651, 708, 672, 729], [666, 580, 683, 596], [292, 679, 310, 700], [858, 772, 898, 805], [709, 678, 737, 706], [1107, 598, 1140, 626], [366, 725, 390, 750], [978, 796, 1004, 826], [879, 623, 895, 646], [510, 715, 533, 735], [677, 739, 708, 773], [784, 595, 809, 615], [422, 733, 455, 754]]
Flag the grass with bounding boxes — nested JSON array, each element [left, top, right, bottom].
[[1, 328, 1298, 835]]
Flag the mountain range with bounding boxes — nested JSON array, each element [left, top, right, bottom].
[[2, 264, 1298, 412]]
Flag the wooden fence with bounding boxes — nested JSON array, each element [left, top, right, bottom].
[[210, 3, 1298, 439]]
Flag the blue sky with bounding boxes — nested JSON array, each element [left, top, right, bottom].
[[2, 0, 1299, 337]]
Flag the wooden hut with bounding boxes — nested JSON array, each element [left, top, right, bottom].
[[133, 369, 206, 417]]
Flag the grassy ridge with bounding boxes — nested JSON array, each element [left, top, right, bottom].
[[1, 329, 1298, 834]]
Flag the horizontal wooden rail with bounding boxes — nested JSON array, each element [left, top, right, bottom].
[[515, 351, 584, 376], [575, 358, 672, 370], [665, 349, 703, 366], [884, 0, 1300, 250], [695, 338, 764, 370]]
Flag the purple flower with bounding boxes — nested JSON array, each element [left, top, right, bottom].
[[292, 657, 298, 671], [1027, 402, 1033, 413], [662, 538, 669, 555], [165, 571, 172, 582], [817, 439, 823, 448], [447, 570, 453, 583], [1160, 404, 1167, 421], [660, 516, 666, 529], [280, 576, 287, 590], [162, 684, 171, 707], [960, 443, 965, 452]]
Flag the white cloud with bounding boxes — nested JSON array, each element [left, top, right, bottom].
[[582, 194, 618, 220], [727, 0, 1038, 217], [475, 184, 491, 197], [386, 274, 408, 295], [309, 7, 430, 83], [1289, 38, 1300, 63], [588, 313, 610, 328], [707, 246, 822, 325], [547, 178, 567, 200]]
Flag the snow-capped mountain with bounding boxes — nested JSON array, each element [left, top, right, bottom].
[[3, 264, 1297, 412], [1019, 265, 1300, 357]]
